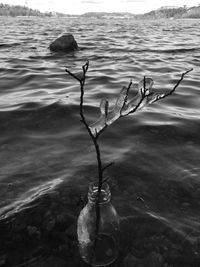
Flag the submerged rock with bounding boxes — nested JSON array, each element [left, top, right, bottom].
[[27, 225, 41, 239], [49, 34, 78, 53]]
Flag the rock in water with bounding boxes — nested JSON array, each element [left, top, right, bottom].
[[49, 34, 78, 53]]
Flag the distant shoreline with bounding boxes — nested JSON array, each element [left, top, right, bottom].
[[0, 3, 200, 19], [1, 15, 200, 21]]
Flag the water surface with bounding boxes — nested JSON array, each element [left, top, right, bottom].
[[0, 17, 200, 243]]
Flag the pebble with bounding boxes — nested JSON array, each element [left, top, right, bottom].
[[56, 213, 74, 231], [27, 225, 41, 239], [44, 218, 56, 232], [123, 253, 140, 267]]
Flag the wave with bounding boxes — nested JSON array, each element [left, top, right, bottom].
[[0, 42, 21, 48], [134, 47, 200, 54], [0, 17, 200, 249]]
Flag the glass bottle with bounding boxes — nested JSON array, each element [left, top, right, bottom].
[[77, 182, 120, 266]]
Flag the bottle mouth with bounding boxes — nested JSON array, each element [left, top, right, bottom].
[[88, 182, 111, 204]]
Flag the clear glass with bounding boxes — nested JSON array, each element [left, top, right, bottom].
[[77, 182, 120, 266]]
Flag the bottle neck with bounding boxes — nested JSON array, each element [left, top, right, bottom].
[[88, 182, 111, 204]]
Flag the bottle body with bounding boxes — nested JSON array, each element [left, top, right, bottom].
[[77, 182, 120, 266]]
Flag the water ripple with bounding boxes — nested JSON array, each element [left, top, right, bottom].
[[0, 17, 200, 237]]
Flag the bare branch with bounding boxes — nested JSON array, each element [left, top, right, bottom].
[[102, 176, 111, 184], [65, 68, 81, 83], [81, 60, 89, 84], [66, 61, 103, 186], [83, 60, 89, 73], [66, 61, 104, 262], [102, 162, 114, 173], [126, 77, 148, 115], [67, 61, 193, 264], [152, 68, 193, 103], [120, 79, 132, 116]]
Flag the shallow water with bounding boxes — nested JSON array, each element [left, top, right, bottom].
[[0, 16, 200, 242]]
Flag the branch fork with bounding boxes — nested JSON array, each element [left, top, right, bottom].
[[65, 61, 192, 261]]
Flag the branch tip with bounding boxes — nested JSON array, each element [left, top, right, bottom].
[[152, 68, 193, 103], [102, 162, 114, 172]]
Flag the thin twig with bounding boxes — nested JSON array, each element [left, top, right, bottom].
[[102, 162, 114, 173], [102, 176, 111, 184], [120, 80, 133, 116], [65, 69, 81, 82], [152, 68, 193, 103]]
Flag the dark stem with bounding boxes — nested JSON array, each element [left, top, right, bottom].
[[127, 76, 147, 115], [66, 61, 103, 186], [65, 61, 103, 262]]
